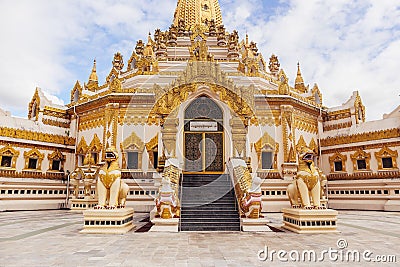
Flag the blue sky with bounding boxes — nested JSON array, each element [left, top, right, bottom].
[[0, 0, 399, 120]]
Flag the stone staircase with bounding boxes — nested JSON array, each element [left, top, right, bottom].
[[180, 174, 240, 231]]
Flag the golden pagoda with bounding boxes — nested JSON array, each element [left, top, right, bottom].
[[0, 0, 399, 222]]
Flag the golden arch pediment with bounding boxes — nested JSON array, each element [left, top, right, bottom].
[[77, 137, 89, 155], [89, 134, 102, 152], [0, 144, 19, 157], [122, 132, 144, 152], [149, 82, 256, 126], [149, 62, 257, 126]]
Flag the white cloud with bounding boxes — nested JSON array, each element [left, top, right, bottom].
[[224, 0, 400, 120], [0, 0, 175, 117], [0, 0, 399, 121]]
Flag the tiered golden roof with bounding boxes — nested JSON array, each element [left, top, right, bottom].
[[173, 0, 223, 28]]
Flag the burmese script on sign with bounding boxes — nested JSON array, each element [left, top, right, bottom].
[[190, 121, 218, 132]]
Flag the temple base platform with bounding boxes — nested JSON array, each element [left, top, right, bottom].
[[282, 208, 338, 234], [70, 198, 98, 211], [81, 208, 135, 234]]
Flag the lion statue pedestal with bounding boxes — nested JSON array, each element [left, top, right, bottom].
[[282, 147, 338, 234], [81, 147, 135, 234], [69, 155, 98, 211], [227, 158, 271, 232], [150, 158, 181, 232]]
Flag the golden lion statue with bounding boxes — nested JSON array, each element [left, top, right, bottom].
[[287, 146, 326, 209], [95, 147, 129, 209]]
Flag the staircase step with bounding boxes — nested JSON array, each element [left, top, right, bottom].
[[180, 174, 239, 232], [180, 222, 240, 226], [181, 218, 240, 225], [181, 216, 240, 220], [181, 210, 239, 215], [180, 228, 240, 232]]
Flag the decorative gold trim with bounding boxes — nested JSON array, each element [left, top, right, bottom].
[[296, 135, 307, 151], [328, 151, 347, 173], [127, 50, 139, 71], [323, 121, 352, 131], [42, 119, 70, 128], [253, 109, 280, 127], [43, 106, 68, 119], [328, 170, 400, 181], [23, 148, 44, 170], [47, 150, 65, 172], [148, 61, 256, 126], [294, 115, 318, 134], [173, 0, 223, 29], [281, 105, 296, 163], [289, 91, 323, 109], [189, 39, 213, 61], [322, 141, 400, 155], [121, 131, 145, 170], [310, 84, 323, 104], [89, 134, 102, 153], [122, 132, 145, 151], [76, 137, 89, 155], [350, 149, 371, 171], [28, 88, 40, 120], [321, 128, 400, 147], [106, 67, 119, 85], [254, 132, 278, 170], [0, 169, 64, 179], [70, 81, 83, 103], [309, 138, 318, 154], [268, 54, 280, 74], [375, 146, 398, 170], [79, 111, 104, 131], [0, 127, 75, 146], [354, 91, 366, 124], [0, 144, 20, 169], [0, 140, 73, 153], [325, 108, 351, 121], [146, 134, 159, 169], [103, 103, 119, 153], [294, 62, 307, 93]]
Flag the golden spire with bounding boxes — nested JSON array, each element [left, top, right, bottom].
[[89, 59, 98, 83], [147, 32, 152, 44], [143, 32, 154, 57], [295, 62, 307, 93], [173, 0, 223, 29], [87, 59, 99, 91]]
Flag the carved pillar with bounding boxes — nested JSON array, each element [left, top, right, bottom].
[[161, 116, 179, 158], [281, 105, 297, 180], [103, 103, 119, 159], [230, 114, 247, 158]]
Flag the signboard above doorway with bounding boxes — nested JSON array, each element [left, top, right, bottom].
[[190, 121, 218, 132]]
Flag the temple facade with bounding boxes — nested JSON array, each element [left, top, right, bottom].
[[1, 0, 399, 212]]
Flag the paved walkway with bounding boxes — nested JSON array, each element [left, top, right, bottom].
[[0, 210, 399, 266]]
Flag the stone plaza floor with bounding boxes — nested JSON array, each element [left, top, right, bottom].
[[0, 210, 399, 267]]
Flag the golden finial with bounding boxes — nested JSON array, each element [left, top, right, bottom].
[[89, 59, 98, 83], [87, 59, 99, 91], [295, 62, 307, 93], [143, 33, 154, 57]]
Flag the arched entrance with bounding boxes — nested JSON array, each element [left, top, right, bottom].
[[183, 96, 224, 173]]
